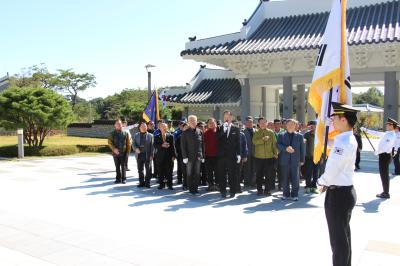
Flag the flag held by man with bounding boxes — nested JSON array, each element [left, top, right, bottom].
[[308, 0, 352, 164]]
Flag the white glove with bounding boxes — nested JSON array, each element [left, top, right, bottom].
[[236, 155, 241, 164], [201, 159, 205, 163], [360, 127, 366, 132], [183, 158, 188, 164]]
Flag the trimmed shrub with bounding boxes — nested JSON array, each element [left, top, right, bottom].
[[0, 144, 109, 158]]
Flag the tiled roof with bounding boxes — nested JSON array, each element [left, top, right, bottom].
[[181, 1, 400, 56], [167, 78, 241, 105]]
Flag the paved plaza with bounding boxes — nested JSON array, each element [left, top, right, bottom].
[[0, 142, 399, 266]]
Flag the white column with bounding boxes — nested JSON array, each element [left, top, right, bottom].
[[240, 78, 251, 121], [296, 84, 306, 123], [275, 89, 280, 119], [283, 76, 293, 119], [384, 72, 399, 127]]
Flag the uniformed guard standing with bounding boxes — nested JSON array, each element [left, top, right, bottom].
[[361, 118, 398, 199], [318, 102, 359, 266]]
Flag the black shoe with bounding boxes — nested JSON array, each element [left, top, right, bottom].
[[257, 190, 264, 196], [376, 193, 390, 199], [122, 181, 126, 184], [237, 189, 243, 194], [230, 193, 236, 198], [114, 180, 121, 184], [145, 184, 151, 188], [264, 191, 272, 196], [126, 168, 130, 171], [168, 186, 173, 190], [221, 192, 227, 198], [182, 186, 188, 191], [158, 185, 164, 189], [137, 183, 145, 188]]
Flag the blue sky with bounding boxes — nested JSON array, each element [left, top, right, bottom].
[[0, 0, 258, 99]]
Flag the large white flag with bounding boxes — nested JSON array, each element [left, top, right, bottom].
[[308, 0, 352, 164]]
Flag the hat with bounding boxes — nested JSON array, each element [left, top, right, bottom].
[[330, 102, 359, 116], [307, 120, 317, 126], [330, 102, 359, 125], [387, 117, 399, 127]]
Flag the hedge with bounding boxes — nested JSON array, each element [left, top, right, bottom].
[[0, 145, 110, 158]]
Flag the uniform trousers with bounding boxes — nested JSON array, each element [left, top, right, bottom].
[[325, 186, 356, 266], [378, 153, 391, 194]]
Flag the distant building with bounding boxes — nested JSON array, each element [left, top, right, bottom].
[[165, 66, 243, 121], [176, 0, 399, 126]]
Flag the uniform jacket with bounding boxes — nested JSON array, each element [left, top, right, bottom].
[[133, 131, 154, 161], [180, 127, 204, 162], [277, 131, 305, 166], [108, 130, 132, 156], [216, 124, 241, 159], [154, 133, 176, 163], [243, 127, 257, 157], [253, 128, 278, 159]]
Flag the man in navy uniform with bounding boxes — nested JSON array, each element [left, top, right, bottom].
[[318, 102, 359, 266], [361, 118, 398, 199]]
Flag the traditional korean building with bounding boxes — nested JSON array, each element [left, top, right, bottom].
[[172, 0, 400, 125]]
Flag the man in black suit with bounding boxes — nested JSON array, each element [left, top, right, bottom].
[[181, 115, 204, 194], [154, 122, 176, 189], [216, 110, 241, 198]]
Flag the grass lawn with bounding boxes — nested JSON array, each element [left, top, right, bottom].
[[0, 135, 107, 147]]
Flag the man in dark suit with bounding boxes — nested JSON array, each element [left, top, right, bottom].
[[154, 122, 176, 190], [216, 110, 241, 198], [133, 122, 154, 188], [181, 115, 204, 194], [277, 119, 305, 201]]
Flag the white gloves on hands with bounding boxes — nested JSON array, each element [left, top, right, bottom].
[[201, 159, 205, 163], [183, 158, 188, 164], [237, 155, 241, 164]]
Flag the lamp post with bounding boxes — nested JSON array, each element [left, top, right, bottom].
[[145, 64, 156, 100], [87, 97, 93, 123]]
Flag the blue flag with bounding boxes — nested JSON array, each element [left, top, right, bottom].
[[142, 90, 160, 123]]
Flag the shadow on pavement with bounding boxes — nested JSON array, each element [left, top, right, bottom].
[[357, 198, 386, 213]]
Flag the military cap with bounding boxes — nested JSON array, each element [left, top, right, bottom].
[[387, 117, 399, 127], [330, 102, 359, 116], [330, 102, 359, 125]]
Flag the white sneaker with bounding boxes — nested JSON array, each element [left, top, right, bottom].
[[292, 197, 299, 201], [281, 196, 288, 200]]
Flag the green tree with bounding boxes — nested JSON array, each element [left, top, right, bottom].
[[0, 87, 74, 147], [10, 64, 58, 89], [56, 69, 96, 109], [354, 87, 383, 107], [73, 100, 99, 123]]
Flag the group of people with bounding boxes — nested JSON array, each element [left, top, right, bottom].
[[108, 110, 322, 200], [107, 103, 399, 266]]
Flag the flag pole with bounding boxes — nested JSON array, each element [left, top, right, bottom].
[[320, 84, 333, 175]]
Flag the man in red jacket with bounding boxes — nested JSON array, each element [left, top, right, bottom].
[[204, 118, 218, 191]]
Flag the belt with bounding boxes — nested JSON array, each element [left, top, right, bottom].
[[328, 185, 353, 190]]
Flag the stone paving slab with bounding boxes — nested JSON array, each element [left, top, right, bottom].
[[0, 149, 399, 266]]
